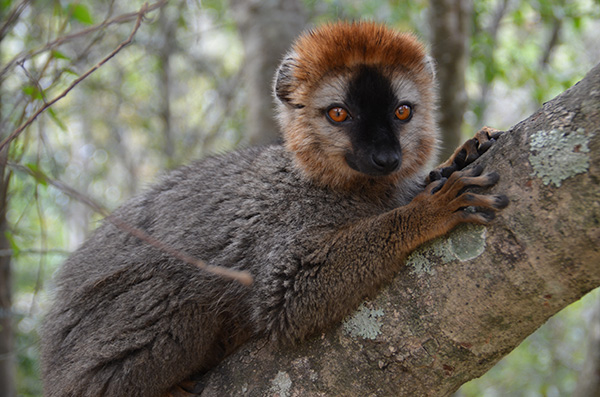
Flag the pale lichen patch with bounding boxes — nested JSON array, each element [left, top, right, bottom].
[[343, 303, 384, 340], [529, 128, 591, 187], [407, 237, 454, 275], [407, 224, 488, 275], [448, 224, 487, 261], [270, 371, 292, 397]]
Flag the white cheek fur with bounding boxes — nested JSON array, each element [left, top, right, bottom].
[[310, 75, 350, 110], [391, 77, 422, 106]]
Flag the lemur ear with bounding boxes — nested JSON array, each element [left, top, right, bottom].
[[422, 54, 436, 80], [274, 52, 299, 105]]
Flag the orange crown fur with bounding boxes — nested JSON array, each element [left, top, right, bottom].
[[291, 21, 428, 88]]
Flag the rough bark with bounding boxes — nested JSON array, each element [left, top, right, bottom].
[[428, 0, 472, 161], [198, 64, 600, 396], [231, 0, 306, 146]]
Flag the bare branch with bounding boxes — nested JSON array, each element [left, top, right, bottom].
[[0, 0, 168, 80], [0, 0, 31, 42], [17, 62, 49, 105], [103, 213, 254, 286], [539, 17, 562, 69], [0, 2, 160, 151], [474, 0, 510, 126], [0, 248, 70, 257]]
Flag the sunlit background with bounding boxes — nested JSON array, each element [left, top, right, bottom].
[[1, 0, 599, 395]]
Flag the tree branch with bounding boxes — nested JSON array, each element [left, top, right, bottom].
[[428, 0, 472, 160], [198, 63, 600, 396], [0, 1, 165, 151], [0, 0, 169, 80], [0, 0, 31, 42]]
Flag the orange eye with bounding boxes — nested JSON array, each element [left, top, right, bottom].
[[395, 104, 412, 121], [327, 107, 349, 123]]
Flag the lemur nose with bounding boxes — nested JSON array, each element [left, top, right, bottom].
[[371, 152, 400, 173]]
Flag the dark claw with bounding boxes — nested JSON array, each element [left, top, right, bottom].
[[441, 163, 458, 178], [494, 194, 509, 209], [484, 171, 500, 186], [431, 177, 447, 194], [489, 130, 503, 140], [465, 151, 479, 164], [454, 149, 467, 168], [428, 169, 442, 182], [477, 139, 494, 155], [469, 164, 484, 177]]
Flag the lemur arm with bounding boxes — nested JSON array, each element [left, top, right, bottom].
[[261, 165, 508, 342]]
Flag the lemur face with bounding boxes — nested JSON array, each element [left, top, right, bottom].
[[317, 64, 426, 177], [274, 21, 439, 191]]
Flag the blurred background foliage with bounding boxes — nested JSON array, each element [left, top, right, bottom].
[[0, 0, 599, 395]]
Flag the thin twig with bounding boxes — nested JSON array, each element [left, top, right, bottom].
[[0, 0, 31, 42], [0, 248, 70, 257], [539, 17, 562, 69], [8, 163, 254, 286], [0, 1, 157, 151], [0, 0, 168, 80], [30, 181, 47, 316], [104, 213, 254, 285], [18, 62, 49, 105]]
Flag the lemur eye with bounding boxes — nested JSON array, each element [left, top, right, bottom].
[[327, 107, 349, 123], [395, 104, 413, 121]]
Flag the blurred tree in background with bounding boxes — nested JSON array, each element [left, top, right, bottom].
[[0, 0, 598, 395]]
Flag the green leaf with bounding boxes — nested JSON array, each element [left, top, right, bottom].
[[0, 0, 13, 13], [48, 108, 67, 131], [512, 9, 524, 26], [51, 50, 70, 61], [22, 85, 43, 100], [25, 163, 49, 187], [62, 67, 79, 76], [68, 3, 94, 25], [4, 231, 20, 257]]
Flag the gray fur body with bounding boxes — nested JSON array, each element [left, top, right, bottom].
[[41, 145, 422, 397]]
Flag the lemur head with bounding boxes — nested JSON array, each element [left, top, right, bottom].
[[274, 21, 439, 192]]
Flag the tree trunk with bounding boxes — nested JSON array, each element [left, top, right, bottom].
[[0, 18, 16, 391], [428, 0, 472, 161], [198, 63, 600, 396], [231, 0, 306, 146], [0, 147, 15, 397], [158, 5, 176, 167]]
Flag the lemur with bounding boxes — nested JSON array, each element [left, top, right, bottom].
[[40, 21, 507, 396]]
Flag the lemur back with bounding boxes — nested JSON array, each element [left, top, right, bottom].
[[40, 21, 507, 397]]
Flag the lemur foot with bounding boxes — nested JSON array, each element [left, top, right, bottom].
[[428, 126, 504, 183]]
